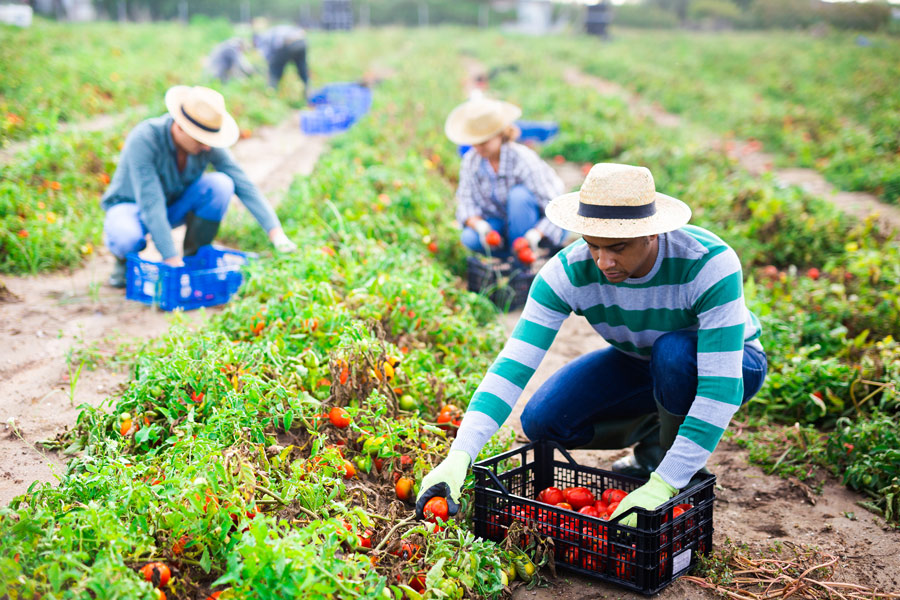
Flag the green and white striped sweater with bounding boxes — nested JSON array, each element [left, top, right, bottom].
[[451, 225, 762, 489]]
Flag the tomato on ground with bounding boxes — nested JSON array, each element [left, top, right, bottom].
[[329, 406, 351, 428], [140, 562, 171, 587], [395, 476, 415, 502]]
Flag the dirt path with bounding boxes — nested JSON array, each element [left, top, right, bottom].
[[563, 68, 900, 237], [0, 117, 327, 506]]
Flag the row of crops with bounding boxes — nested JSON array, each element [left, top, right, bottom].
[[536, 30, 900, 204], [1, 21, 899, 598]]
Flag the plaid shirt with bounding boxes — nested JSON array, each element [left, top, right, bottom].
[[455, 142, 566, 244]]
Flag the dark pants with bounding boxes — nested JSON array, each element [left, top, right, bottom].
[[520, 331, 768, 448], [268, 39, 309, 91]]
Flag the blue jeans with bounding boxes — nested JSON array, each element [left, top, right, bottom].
[[103, 172, 233, 259], [460, 184, 541, 258], [520, 331, 768, 448]]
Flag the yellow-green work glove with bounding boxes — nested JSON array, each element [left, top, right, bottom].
[[415, 450, 470, 519], [610, 472, 678, 527]]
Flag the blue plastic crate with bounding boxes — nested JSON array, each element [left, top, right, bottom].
[[517, 120, 560, 142], [308, 82, 372, 118], [457, 119, 560, 156], [125, 245, 250, 311], [300, 105, 356, 135]]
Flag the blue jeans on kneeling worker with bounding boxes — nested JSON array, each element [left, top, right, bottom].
[[460, 184, 541, 259], [519, 330, 768, 448], [103, 172, 233, 259]]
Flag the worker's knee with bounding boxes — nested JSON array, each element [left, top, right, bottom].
[[195, 172, 233, 222], [103, 204, 147, 259]]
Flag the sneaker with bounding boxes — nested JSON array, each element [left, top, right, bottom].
[[108, 257, 127, 289]]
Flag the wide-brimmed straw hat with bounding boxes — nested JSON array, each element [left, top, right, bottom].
[[165, 85, 239, 148], [546, 163, 691, 238], [444, 97, 522, 146]]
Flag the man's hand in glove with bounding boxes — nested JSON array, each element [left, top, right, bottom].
[[268, 227, 297, 253], [415, 450, 470, 519], [610, 472, 678, 527], [471, 219, 493, 251]]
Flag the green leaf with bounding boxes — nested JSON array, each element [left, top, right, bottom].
[[200, 548, 212, 573], [283, 410, 293, 431]]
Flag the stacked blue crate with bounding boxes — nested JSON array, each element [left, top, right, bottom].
[[300, 82, 373, 135], [458, 119, 559, 155]]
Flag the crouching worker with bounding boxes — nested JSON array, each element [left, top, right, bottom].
[[416, 163, 767, 525], [101, 85, 296, 288], [445, 97, 567, 262]]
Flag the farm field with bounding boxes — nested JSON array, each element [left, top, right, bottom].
[[1, 19, 900, 600]]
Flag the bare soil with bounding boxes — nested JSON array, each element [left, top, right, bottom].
[[0, 117, 327, 505]]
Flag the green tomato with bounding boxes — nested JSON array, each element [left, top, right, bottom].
[[363, 435, 387, 456], [399, 395, 418, 411], [353, 454, 373, 474]]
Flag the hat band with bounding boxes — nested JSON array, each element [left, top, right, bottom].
[[181, 106, 221, 133], [578, 201, 657, 220]]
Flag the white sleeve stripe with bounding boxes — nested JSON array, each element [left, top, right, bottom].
[[686, 395, 741, 430], [498, 338, 547, 370], [477, 373, 524, 407], [697, 350, 744, 377]]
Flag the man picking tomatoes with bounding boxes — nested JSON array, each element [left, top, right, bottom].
[[100, 85, 296, 288], [417, 163, 767, 526]]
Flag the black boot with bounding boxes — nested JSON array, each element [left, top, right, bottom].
[[183, 212, 221, 257], [108, 256, 127, 289], [579, 413, 661, 457], [610, 403, 683, 478]]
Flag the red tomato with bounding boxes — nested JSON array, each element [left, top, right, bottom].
[[140, 562, 171, 587], [578, 505, 600, 518], [485, 230, 502, 247], [581, 525, 608, 571], [564, 487, 595, 510], [607, 501, 620, 517], [395, 476, 415, 502], [556, 502, 573, 510], [537, 486, 564, 506], [517, 247, 536, 265], [512, 237, 530, 252], [359, 529, 374, 548], [601, 488, 627, 505], [341, 459, 356, 479], [594, 500, 608, 515], [328, 406, 351, 428], [423, 496, 449, 523]]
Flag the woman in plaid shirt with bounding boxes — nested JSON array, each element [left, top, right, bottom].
[[445, 97, 567, 259]]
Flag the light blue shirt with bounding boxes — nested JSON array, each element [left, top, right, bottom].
[[101, 115, 280, 259]]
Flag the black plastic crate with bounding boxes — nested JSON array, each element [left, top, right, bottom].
[[473, 441, 715, 595], [466, 255, 535, 312]]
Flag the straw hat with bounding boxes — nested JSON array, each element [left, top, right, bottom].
[[165, 85, 239, 148], [546, 163, 691, 238], [444, 97, 522, 146]]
